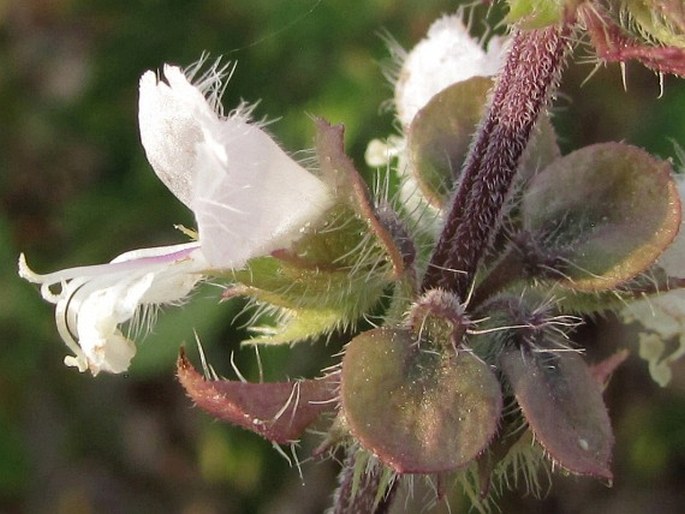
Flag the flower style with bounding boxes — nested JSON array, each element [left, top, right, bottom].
[[19, 61, 333, 376]]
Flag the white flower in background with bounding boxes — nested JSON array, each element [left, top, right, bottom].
[[621, 174, 685, 386], [394, 14, 505, 129], [19, 60, 333, 376], [366, 14, 506, 235]]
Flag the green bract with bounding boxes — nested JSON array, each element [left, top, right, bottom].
[[341, 328, 502, 473]]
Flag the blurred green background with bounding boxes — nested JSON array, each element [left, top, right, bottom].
[[1, 1, 685, 513]]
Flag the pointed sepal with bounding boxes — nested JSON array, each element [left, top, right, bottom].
[[177, 349, 337, 443]]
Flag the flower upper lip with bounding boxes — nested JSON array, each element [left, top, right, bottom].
[[139, 62, 333, 270]]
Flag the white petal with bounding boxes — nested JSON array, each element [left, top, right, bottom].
[[19, 244, 207, 375], [76, 274, 153, 375], [395, 14, 506, 128], [138, 66, 215, 207], [621, 290, 685, 386], [84, 332, 137, 375], [192, 116, 333, 269]]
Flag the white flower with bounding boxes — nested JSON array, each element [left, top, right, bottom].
[[139, 62, 333, 268], [394, 14, 505, 129], [620, 174, 685, 386], [19, 59, 333, 375], [366, 14, 506, 236]]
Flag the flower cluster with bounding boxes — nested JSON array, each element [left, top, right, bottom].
[[19, 9, 685, 513]]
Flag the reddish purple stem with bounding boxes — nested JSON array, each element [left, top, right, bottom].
[[422, 26, 570, 299]]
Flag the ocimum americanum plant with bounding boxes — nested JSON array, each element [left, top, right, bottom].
[[18, 1, 685, 512]]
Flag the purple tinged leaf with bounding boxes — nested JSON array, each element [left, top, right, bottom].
[[341, 328, 502, 473], [499, 348, 614, 480], [522, 143, 681, 291], [314, 119, 409, 278], [407, 77, 493, 209], [177, 349, 337, 444]]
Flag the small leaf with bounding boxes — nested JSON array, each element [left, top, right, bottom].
[[522, 143, 681, 291], [341, 328, 502, 473], [177, 349, 337, 444], [407, 77, 492, 209], [499, 347, 613, 479], [245, 307, 354, 346], [227, 254, 388, 345]]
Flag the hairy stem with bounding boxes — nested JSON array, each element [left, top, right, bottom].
[[330, 451, 397, 514], [422, 25, 571, 299]]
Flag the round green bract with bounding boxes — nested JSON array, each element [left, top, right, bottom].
[[341, 328, 502, 473]]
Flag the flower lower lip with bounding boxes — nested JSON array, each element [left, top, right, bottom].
[[19, 242, 207, 376]]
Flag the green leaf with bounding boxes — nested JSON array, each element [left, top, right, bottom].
[[506, 0, 567, 28], [521, 143, 681, 291], [228, 255, 388, 345], [314, 119, 411, 278], [341, 328, 502, 473]]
